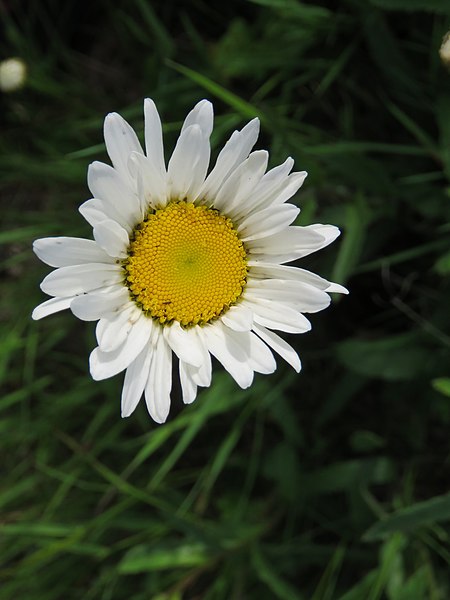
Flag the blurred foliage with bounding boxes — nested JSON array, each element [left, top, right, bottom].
[[1, 0, 450, 598]]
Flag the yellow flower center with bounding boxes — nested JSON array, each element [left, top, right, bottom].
[[123, 201, 248, 327]]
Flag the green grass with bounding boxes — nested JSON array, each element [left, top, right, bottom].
[[1, 0, 450, 598]]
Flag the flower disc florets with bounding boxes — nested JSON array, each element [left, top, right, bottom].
[[123, 201, 248, 327]]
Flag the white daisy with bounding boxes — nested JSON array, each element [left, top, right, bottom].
[[32, 99, 347, 423]]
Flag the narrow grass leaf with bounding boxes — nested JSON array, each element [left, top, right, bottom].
[[337, 570, 379, 600], [386, 101, 440, 158], [364, 493, 450, 540], [118, 541, 211, 573], [300, 457, 395, 496], [432, 378, 450, 398], [251, 545, 304, 600], [331, 199, 369, 284], [167, 60, 266, 123], [335, 333, 428, 381], [368, 533, 405, 600], [311, 545, 346, 600]]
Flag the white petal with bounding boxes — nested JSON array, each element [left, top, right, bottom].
[[243, 297, 311, 334], [221, 304, 253, 331], [145, 329, 172, 423], [225, 329, 276, 375], [144, 98, 166, 178], [103, 112, 143, 183], [93, 219, 129, 258], [246, 279, 331, 313], [308, 224, 341, 248], [121, 340, 153, 418], [232, 157, 294, 219], [79, 198, 133, 233], [269, 171, 308, 206], [70, 287, 130, 321], [248, 262, 333, 290], [247, 225, 332, 263], [259, 157, 295, 187], [88, 161, 141, 228], [32, 296, 74, 320], [96, 304, 139, 352], [247, 331, 276, 375], [163, 321, 203, 367], [200, 118, 260, 201], [238, 171, 307, 221], [168, 124, 210, 200], [130, 152, 167, 211], [213, 150, 268, 214], [238, 203, 299, 242], [248, 263, 347, 295], [33, 237, 112, 268], [41, 263, 123, 297], [79, 199, 109, 228], [202, 322, 254, 389], [181, 99, 214, 138], [89, 312, 153, 381], [252, 323, 301, 373], [179, 361, 198, 405], [186, 329, 212, 387], [327, 282, 349, 294]]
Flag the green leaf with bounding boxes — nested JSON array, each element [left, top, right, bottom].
[[252, 545, 304, 600], [263, 442, 302, 503], [335, 333, 428, 381], [391, 566, 431, 600], [118, 541, 211, 573], [331, 198, 370, 284], [386, 101, 439, 156], [337, 570, 379, 600], [132, 0, 175, 57], [299, 457, 395, 496], [432, 377, 450, 398], [357, 238, 449, 274], [379, 533, 406, 600], [0, 522, 76, 537], [0, 226, 47, 245], [311, 545, 346, 600], [363, 11, 421, 98], [364, 492, 450, 540], [349, 430, 386, 453], [167, 60, 266, 124], [434, 251, 450, 275], [369, 0, 450, 14], [248, 0, 329, 15]]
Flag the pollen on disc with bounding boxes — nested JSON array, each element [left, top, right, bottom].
[[123, 202, 248, 326]]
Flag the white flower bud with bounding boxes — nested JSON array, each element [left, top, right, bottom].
[[0, 57, 27, 92], [440, 32, 450, 69]]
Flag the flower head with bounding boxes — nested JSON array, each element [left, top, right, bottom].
[[440, 31, 450, 68], [33, 99, 347, 423], [0, 57, 27, 93]]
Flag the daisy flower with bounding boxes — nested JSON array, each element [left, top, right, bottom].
[[32, 99, 347, 423]]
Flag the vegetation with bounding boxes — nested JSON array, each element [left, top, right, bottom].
[[1, 0, 450, 598]]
